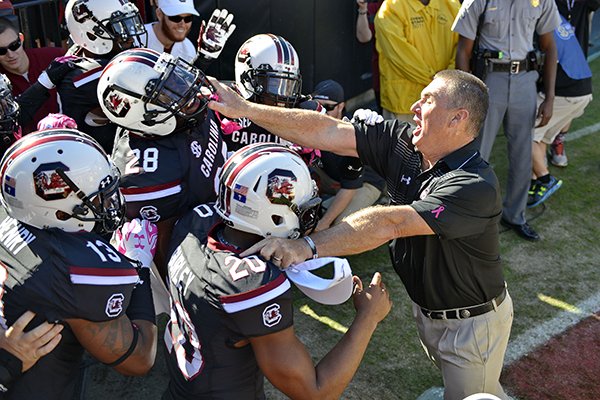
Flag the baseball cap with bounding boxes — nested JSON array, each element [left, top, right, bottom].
[[285, 257, 353, 305], [312, 79, 345, 104], [158, 0, 199, 17]]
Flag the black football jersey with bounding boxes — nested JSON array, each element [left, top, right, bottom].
[[57, 57, 117, 154], [164, 204, 293, 400], [0, 208, 140, 400], [222, 121, 292, 153], [111, 111, 227, 223]]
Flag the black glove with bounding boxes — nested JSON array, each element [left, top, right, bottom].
[[37, 55, 84, 90]]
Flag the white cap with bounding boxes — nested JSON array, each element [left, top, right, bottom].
[[285, 257, 353, 305], [157, 0, 199, 16]]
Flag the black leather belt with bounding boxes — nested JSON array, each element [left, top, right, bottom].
[[420, 288, 507, 320], [489, 60, 534, 74]]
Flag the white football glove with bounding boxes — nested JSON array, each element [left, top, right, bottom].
[[113, 219, 158, 268], [352, 108, 384, 126], [197, 9, 236, 60]]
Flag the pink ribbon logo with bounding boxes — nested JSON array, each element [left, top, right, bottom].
[[431, 205, 445, 219]]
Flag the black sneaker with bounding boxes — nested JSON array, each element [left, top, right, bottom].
[[528, 176, 563, 208], [527, 180, 539, 207]]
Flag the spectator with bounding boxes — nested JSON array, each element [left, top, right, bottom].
[[0, 130, 157, 399], [163, 144, 391, 399], [0, 17, 64, 133], [452, 0, 560, 241], [311, 79, 385, 231], [528, 0, 598, 208], [356, 0, 384, 112], [375, 0, 460, 122], [548, 0, 600, 167], [143, 0, 235, 67], [209, 69, 514, 400]]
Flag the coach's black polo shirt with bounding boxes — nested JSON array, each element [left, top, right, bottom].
[[355, 120, 505, 310]]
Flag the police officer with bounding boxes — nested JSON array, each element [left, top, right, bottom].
[[452, 0, 561, 241]]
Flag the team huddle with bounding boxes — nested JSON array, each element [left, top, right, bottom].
[[0, 0, 392, 399]]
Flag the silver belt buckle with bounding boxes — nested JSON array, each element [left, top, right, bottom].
[[510, 60, 520, 74]]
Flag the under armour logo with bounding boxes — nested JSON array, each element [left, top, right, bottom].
[[400, 175, 411, 185], [431, 205, 445, 219], [133, 233, 145, 249], [99, 176, 112, 189]]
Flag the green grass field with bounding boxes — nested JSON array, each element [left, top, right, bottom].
[[85, 59, 600, 399]]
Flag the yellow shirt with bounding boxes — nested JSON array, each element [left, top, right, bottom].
[[375, 0, 460, 114]]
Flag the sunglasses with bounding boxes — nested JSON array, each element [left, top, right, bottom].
[[320, 102, 339, 112], [0, 39, 22, 56], [167, 15, 194, 23]]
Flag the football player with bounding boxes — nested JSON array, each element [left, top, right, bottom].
[[223, 34, 324, 155], [57, 0, 147, 153], [0, 129, 157, 399], [163, 143, 392, 399], [97, 48, 227, 302]]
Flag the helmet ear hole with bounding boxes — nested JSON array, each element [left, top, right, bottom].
[[271, 215, 283, 226]]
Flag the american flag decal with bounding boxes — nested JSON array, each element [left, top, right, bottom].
[[233, 184, 248, 203], [4, 175, 16, 197]]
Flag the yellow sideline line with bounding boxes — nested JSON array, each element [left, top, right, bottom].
[[537, 293, 581, 314], [299, 304, 349, 333]]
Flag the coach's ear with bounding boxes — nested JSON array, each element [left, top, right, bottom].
[[450, 109, 469, 128]]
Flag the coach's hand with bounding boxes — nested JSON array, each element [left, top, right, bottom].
[[0, 311, 63, 372], [208, 77, 252, 120], [240, 237, 312, 269]]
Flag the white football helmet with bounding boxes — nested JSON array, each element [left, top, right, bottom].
[[65, 0, 146, 55], [0, 74, 20, 147], [216, 143, 321, 239], [97, 48, 214, 136], [0, 129, 125, 233], [235, 34, 302, 107]]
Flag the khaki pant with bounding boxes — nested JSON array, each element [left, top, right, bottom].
[[412, 292, 514, 400], [533, 93, 592, 144]]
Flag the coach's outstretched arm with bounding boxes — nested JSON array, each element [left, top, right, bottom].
[[208, 78, 358, 157]]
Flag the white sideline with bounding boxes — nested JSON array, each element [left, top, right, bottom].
[[504, 291, 600, 365], [563, 121, 600, 141]]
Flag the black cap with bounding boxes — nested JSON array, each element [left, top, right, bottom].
[[311, 80, 344, 104]]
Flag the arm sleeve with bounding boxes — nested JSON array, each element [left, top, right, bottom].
[[16, 83, 50, 127], [451, 0, 483, 40], [536, 0, 561, 35], [410, 174, 501, 240], [354, 119, 407, 180], [220, 271, 293, 338]]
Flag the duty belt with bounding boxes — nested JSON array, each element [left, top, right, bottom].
[[420, 288, 507, 320], [488, 59, 534, 74]]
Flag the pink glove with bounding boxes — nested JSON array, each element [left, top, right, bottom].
[[290, 144, 321, 166], [37, 113, 78, 131], [113, 219, 158, 268]]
